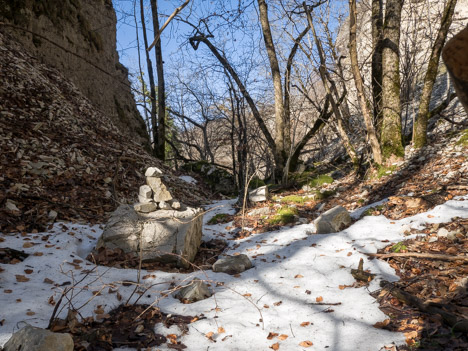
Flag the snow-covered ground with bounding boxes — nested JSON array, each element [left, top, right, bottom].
[[1, 196, 467, 350]]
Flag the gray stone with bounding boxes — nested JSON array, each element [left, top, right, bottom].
[[314, 206, 352, 234], [212, 254, 252, 275], [145, 167, 163, 177], [134, 202, 157, 213], [147, 177, 173, 202], [249, 186, 268, 203], [437, 227, 449, 237], [3, 325, 74, 351], [48, 210, 58, 220], [174, 278, 212, 303], [97, 205, 203, 268], [158, 201, 172, 210], [298, 217, 309, 224], [248, 207, 271, 217], [139, 185, 153, 199]]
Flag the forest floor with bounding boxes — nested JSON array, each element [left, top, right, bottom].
[[0, 129, 467, 351]]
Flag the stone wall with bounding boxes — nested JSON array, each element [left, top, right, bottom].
[[0, 0, 150, 148]]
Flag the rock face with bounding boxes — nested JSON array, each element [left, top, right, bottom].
[[314, 206, 352, 234], [0, 0, 149, 147], [174, 278, 212, 303], [212, 254, 252, 275], [97, 205, 203, 268], [3, 325, 74, 351], [249, 186, 269, 203], [443, 25, 468, 115]]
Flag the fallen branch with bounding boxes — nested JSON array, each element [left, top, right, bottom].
[[308, 302, 342, 306], [351, 258, 375, 282], [366, 252, 468, 262], [380, 281, 468, 333]]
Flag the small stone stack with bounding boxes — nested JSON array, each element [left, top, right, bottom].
[[96, 167, 204, 268], [134, 167, 181, 213]]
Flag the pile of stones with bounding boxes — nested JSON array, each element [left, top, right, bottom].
[[95, 167, 203, 268]]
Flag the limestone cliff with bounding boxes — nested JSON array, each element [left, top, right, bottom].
[[0, 0, 149, 147]]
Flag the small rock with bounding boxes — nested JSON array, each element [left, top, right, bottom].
[[249, 186, 268, 202], [5, 199, 20, 212], [103, 177, 112, 184], [171, 200, 181, 210], [105, 190, 112, 198], [213, 254, 252, 275], [437, 228, 449, 237], [134, 202, 157, 213], [248, 207, 270, 216], [174, 278, 212, 303], [3, 325, 74, 351], [301, 184, 312, 192], [298, 217, 308, 224], [48, 210, 58, 220], [147, 177, 173, 202], [138, 195, 153, 204], [314, 206, 352, 234], [139, 185, 153, 199], [159, 201, 172, 210], [145, 167, 163, 177]]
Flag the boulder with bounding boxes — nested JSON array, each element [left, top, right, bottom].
[[146, 177, 173, 202], [212, 254, 252, 275], [96, 204, 203, 268], [174, 278, 212, 303], [247, 207, 271, 217], [249, 186, 268, 203], [314, 206, 352, 234], [3, 325, 74, 351]]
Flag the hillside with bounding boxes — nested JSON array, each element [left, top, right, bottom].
[[0, 30, 207, 233]]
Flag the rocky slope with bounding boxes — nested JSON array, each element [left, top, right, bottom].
[[0, 0, 149, 146], [0, 31, 207, 233]]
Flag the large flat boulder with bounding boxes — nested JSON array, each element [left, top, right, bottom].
[[3, 325, 74, 351], [249, 186, 268, 202], [314, 206, 352, 234], [212, 254, 252, 275], [96, 205, 203, 268]]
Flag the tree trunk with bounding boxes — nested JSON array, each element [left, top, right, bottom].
[[380, 0, 404, 160], [304, 4, 358, 166], [140, 0, 158, 151], [372, 0, 384, 134], [349, 0, 383, 165], [412, 0, 458, 149], [442, 25, 468, 115], [150, 0, 166, 160], [258, 0, 289, 179]]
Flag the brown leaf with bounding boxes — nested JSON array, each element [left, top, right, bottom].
[[43, 278, 54, 284], [4, 289, 13, 294], [270, 342, 279, 350], [218, 327, 225, 334], [273, 301, 282, 306], [300, 322, 310, 327], [33, 252, 43, 256], [278, 334, 288, 340], [267, 332, 279, 340], [316, 296, 323, 302], [23, 242, 34, 248], [373, 319, 390, 329], [24, 269, 33, 274], [26, 311, 35, 316], [299, 340, 313, 347], [294, 274, 304, 278], [15, 275, 29, 282]]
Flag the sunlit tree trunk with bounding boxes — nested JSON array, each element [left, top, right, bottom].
[[413, 0, 458, 149], [380, 0, 404, 160], [349, 0, 383, 165]]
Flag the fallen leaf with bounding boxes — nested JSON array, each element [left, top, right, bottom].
[[299, 340, 313, 347], [278, 334, 288, 340], [373, 319, 390, 329], [347, 252, 352, 256], [273, 301, 282, 306], [267, 332, 279, 340], [300, 322, 310, 327], [294, 274, 304, 278], [33, 252, 43, 256], [168, 333, 178, 344], [270, 342, 279, 350], [26, 311, 35, 316], [316, 296, 323, 302], [94, 306, 105, 314], [218, 327, 225, 334], [4, 289, 12, 293], [16, 299, 21, 302], [23, 242, 34, 248], [243, 293, 252, 297], [43, 278, 54, 284], [24, 269, 33, 274], [15, 275, 29, 282]]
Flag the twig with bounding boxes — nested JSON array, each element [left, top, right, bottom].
[[366, 252, 468, 262], [308, 302, 342, 306]]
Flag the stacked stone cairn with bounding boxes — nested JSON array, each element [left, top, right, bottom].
[[96, 167, 203, 268]]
